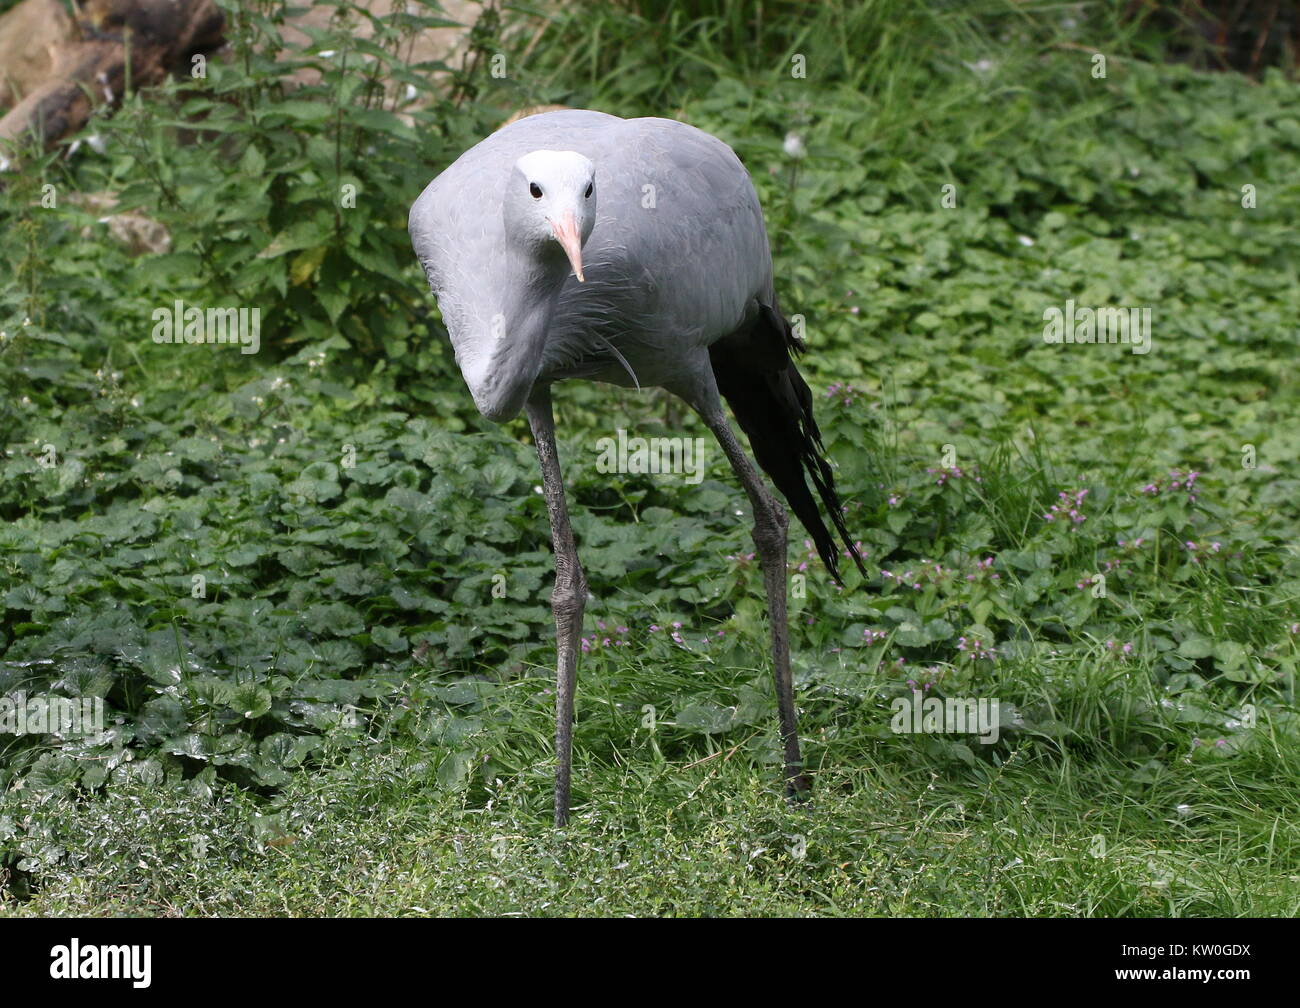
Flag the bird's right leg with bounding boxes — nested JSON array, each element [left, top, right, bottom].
[[526, 387, 587, 827], [698, 402, 812, 799]]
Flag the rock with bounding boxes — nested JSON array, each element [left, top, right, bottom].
[[0, 0, 74, 111], [274, 0, 485, 92], [0, 0, 225, 157], [69, 191, 172, 255]]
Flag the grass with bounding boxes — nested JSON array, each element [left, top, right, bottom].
[[9, 705, 1300, 916], [1, 0, 1299, 916]]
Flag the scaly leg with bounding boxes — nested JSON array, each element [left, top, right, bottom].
[[526, 387, 587, 826], [698, 402, 811, 797]]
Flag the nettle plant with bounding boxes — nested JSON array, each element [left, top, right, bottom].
[[86, 0, 511, 383]]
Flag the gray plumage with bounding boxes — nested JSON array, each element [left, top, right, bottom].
[[409, 109, 772, 414], [409, 109, 864, 826]]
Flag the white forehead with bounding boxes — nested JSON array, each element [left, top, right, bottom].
[[515, 149, 594, 186]]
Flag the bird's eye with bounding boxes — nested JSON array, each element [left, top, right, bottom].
[[584, 183, 593, 199], [529, 182, 543, 199]]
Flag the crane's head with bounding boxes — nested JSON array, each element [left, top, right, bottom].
[[505, 150, 596, 282]]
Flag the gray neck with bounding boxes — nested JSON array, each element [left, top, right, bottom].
[[469, 247, 570, 421]]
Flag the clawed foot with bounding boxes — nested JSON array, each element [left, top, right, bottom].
[[785, 772, 813, 799]]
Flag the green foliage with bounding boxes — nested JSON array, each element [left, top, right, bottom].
[[87, 0, 468, 364], [1, 0, 1298, 915]]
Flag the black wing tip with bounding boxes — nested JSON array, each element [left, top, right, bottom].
[[712, 302, 867, 588], [801, 433, 869, 587]]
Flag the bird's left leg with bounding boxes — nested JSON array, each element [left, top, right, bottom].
[[698, 402, 812, 798], [526, 387, 587, 827]]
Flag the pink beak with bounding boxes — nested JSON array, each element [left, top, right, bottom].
[[549, 210, 585, 282]]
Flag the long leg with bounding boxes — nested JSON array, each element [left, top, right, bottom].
[[526, 387, 587, 827], [697, 401, 811, 797]]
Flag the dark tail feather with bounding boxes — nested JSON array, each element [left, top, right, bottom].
[[709, 303, 868, 585]]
